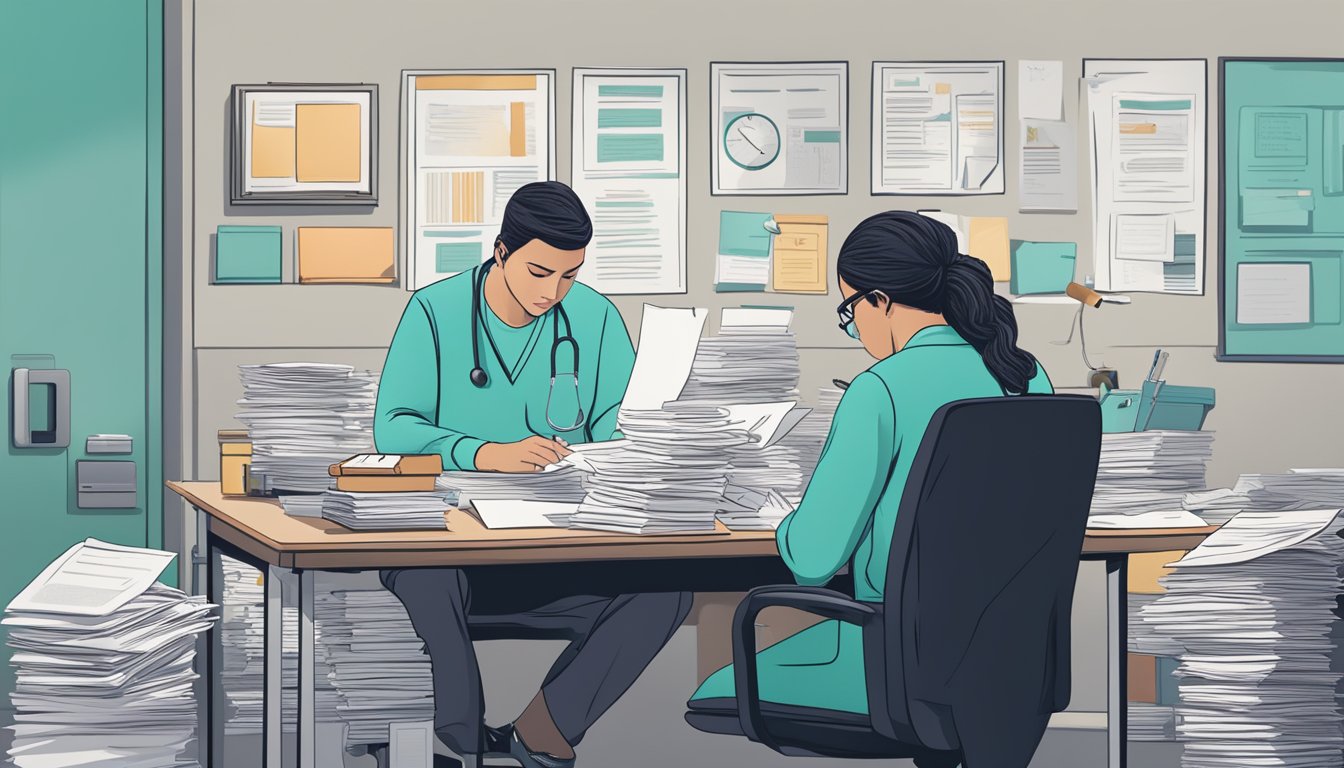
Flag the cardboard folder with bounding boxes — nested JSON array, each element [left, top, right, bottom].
[[329, 454, 443, 493], [297, 227, 396, 284]]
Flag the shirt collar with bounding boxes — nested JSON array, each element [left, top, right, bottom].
[[903, 324, 968, 349]]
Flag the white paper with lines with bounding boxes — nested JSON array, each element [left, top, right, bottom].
[[6, 539, 175, 617]]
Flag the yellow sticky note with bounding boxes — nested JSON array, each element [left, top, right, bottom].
[[250, 102, 295, 178], [935, 82, 952, 95], [771, 214, 829, 295], [297, 227, 396, 283], [295, 103, 362, 183], [968, 216, 1010, 282]]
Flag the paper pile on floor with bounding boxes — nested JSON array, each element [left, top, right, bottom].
[[1089, 430, 1214, 518], [5, 540, 216, 768], [1143, 509, 1344, 768], [316, 588, 433, 747], [235, 363, 379, 493]]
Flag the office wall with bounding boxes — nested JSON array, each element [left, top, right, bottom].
[[175, 0, 1344, 489]]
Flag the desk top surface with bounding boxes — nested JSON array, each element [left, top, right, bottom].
[[168, 481, 1216, 569]]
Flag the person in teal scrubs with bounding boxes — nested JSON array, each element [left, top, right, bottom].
[[691, 210, 1053, 724], [375, 181, 691, 768]]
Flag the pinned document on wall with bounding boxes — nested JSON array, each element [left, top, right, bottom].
[[1018, 60, 1064, 121], [1020, 117, 1078, 212], [715, 211, 776, 292], [1236, 262, 1312, 325], [872, 62, 1004, 195], [402, 70, 555, 290], [711, 62, 848, 195], [917, 211, 1008, 281], [215, 225, 282, 284], [1085, 59, 1206, 294], [571, 68, 687, 295], [771, 214, 828, 294], [715, 212, 828, 293]]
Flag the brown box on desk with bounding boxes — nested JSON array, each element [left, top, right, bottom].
[[328, 454, 442, 493]]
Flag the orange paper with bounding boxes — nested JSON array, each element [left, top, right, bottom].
[[295, 103, 362, 183]]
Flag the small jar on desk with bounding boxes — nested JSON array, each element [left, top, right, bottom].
[[218, 429, 252, 496]]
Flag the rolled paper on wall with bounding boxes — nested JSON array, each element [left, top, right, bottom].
[[1066, 282, 1104, 308]]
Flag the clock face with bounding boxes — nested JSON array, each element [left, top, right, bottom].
[[724, 113, 781, 171]]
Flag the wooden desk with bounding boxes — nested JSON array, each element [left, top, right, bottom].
[[169, 480, 1214, 768]]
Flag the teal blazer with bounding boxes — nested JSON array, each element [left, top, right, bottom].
[[693, 325, 1053, 715]]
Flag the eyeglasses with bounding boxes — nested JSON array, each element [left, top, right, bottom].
[[836, 290, 876, 337]]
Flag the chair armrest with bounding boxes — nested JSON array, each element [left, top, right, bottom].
[[731, 586, 879, 750]]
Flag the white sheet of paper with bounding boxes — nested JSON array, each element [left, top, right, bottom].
[[1087, 509, 1208, 530], [1177, 509, 1341, 567], [345, 454, 401, 469], [1019, 118, 1078, 212], [7, 539, 175, 616], [722, 402, 812, 448], [470, 500, 578, 529], [1236, 262, 1311, 325], [721, 306, 794, 329], [1018, 60, 1064, 120], [1114, 213, 1175, 262], [916, 210, 968, 253], [621, 305, 707, 410]]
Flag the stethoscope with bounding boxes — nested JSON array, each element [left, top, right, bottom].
[[469, 259, 587, 434]]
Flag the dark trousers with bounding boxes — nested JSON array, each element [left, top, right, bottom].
[[379, 567, 692, 756]]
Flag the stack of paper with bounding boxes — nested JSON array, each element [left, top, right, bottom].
[[1185, 469, 1344, 525], [220, 556, 299, 735], [437, 466, 584, 505], [321, 490, 451, 531], [317, 588, 434, 747], [1128, 591, 1185, 657], [1089, 430, 1214, 517], [570, 404, 748, 533], [781, 386, 843, 494], [1143, 510, 1344, 768], [716, 484, 796, 531], [679, 317, 801, 405], [235, 363, 379, 493], [4, 540, 217, 768], [1128, 703, 1178, 741], [280, 493, 326, 518]]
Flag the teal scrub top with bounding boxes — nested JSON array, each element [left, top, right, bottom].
[[373, 267, 636, 469], [693, 325, 1054, 714]]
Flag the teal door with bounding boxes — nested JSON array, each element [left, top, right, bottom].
[[0, 0, 164, 703]]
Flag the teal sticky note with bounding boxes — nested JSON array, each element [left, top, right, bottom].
[[596, 134, 664, 163], [1009, 240, 1076, 295], [215, 225, 282, 283], [1240, 188, 1313, 229], [435, 242, 482, 274], [719, 211, 774, 257]]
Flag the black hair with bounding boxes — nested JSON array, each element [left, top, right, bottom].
[[836, 210, 1038, 395], [496, 181, 593, 256]]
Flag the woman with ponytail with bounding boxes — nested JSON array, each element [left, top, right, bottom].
[[690, 211, 1052, 739]]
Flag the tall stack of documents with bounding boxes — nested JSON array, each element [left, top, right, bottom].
[[715, 484, 795, 531], [221, 555, 298, 734], [317, 588, 434, 747], [1089, 430, 1215, 518], [570, 405, 747, 533], [782, 386, 843, 492], [235, 363, 379, 492], [1142, 509, 1344, 768], [1185, 469, 1344, 524], [320, 491, 451, 531], [437, 466, 586, 505], [4, 540, 217, 768]]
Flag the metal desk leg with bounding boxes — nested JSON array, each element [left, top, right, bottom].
[[1106, 555, 1129, 768], [206, 532, 224, 768], [298, 570, 315, 768], [264, 564, 285, 768]]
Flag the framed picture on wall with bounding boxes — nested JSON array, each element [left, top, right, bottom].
[[230, 83, 378, 205]]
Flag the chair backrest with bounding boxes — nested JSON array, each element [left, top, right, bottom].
[[867, 395, 1101, 757]]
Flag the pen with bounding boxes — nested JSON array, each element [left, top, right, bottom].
[[832, 378, 850, 391], [1146, 349, 1162, 381]]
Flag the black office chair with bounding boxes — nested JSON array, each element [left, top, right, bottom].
[[686, 395, 1102, 768]]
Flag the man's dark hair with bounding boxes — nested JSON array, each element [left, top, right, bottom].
[[496, 181, 593, 256]]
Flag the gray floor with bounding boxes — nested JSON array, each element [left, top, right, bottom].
[[0, 629, 1185, 768]]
